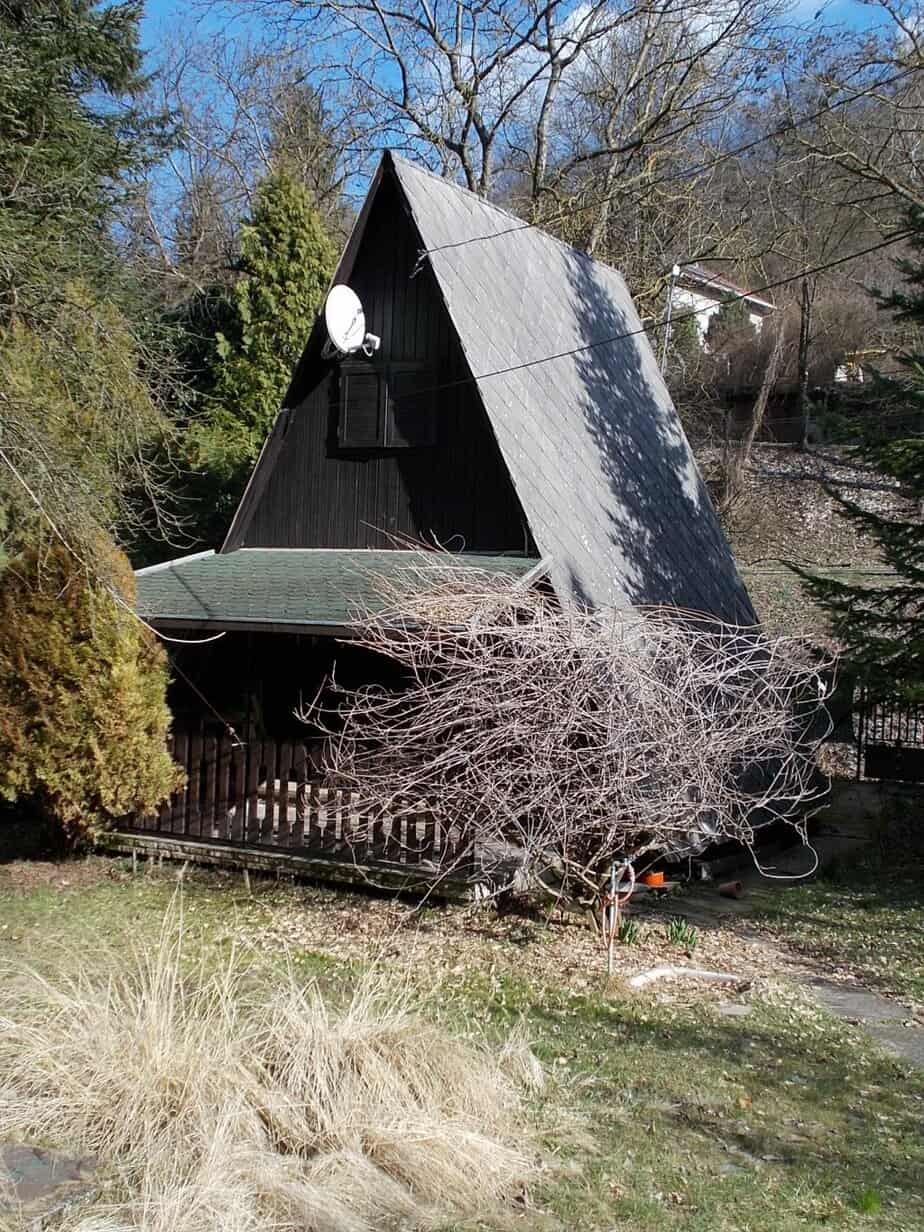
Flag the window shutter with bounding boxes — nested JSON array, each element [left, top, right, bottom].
[[339, 365, 383, 446], [386, 365, 436, 447]]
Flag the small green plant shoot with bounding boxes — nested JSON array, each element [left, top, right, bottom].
[[666, 917, 698, 950]]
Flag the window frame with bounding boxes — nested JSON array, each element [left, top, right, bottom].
[[335, 359, 436, 451]]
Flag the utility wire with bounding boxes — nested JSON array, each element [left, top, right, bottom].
[[744, 567, 902, 575], [419, 64, 920, 260], [382, 229, 915, 405], [166, 652, 245, 746], [706, 409, 924, 423]]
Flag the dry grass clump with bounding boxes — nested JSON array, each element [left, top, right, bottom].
[[0, 916, 540, 1231]]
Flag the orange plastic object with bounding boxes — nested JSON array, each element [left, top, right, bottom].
[[641, 871, 665, 887]]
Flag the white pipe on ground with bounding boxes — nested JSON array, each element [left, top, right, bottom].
[[627, 965, 745, 989]]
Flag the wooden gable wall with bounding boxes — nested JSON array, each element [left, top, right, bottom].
[[234, 172, 532, 553]]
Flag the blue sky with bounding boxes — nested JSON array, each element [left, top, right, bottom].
[[139, 1, 255, 53], [139, 0, 891, 52]]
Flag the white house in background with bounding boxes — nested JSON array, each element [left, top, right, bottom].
[[671, 263, 774, 345]]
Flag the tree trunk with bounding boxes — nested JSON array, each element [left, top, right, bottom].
[[798, 277, 812, 450], [719, 324, 786, 513]]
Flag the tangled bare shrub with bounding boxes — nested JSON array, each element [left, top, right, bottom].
[[320, 564, 831, 897]]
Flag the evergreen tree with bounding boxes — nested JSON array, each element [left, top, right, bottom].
[[0, 543, 181, 839], [799, 209, 924, 700], [0, 1, 178, 562], [0, 0, 169, 322], [206, 170, 336, 465], [185, 170, 336, 544], [0, 5, 180, 845], [0, 282, 173, 563]]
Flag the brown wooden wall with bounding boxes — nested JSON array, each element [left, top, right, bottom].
[[238, 173, 532, 553]]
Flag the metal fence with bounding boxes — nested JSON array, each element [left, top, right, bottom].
[[856, 689, 924, 783]]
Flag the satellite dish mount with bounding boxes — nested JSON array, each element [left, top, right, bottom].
[[321, 284, 380, 360]]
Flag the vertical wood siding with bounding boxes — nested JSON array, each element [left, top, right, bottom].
[[242, 175, 532, 552]]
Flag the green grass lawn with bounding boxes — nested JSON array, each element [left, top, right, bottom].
[[747, 817, 924, 1006], [1, 858, 923, 1231]]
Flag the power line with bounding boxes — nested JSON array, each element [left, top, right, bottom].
[[420, 64, 920, 261], [744, 567, 900, 576], [713, 410, 923, 423], [166, 652, 245, 746], [383, 229, 914, 404]]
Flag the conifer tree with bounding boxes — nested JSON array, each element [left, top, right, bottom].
[[0, 1, 177, 562], [198, 170, 337, 476], [0, 0, 167, 323], [800, 210, 924, 700], [0, 543, 181, 839]]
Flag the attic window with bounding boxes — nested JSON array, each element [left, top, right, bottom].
[[337, 362, 436, 449]]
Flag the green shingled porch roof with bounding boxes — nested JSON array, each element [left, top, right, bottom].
[[136, 548, 538, 632]]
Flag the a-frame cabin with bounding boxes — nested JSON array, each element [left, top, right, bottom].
[[128, 151, 758, 871], [137, 150, 755, 740]]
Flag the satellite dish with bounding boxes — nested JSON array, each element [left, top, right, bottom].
[[322, 284, 380, 359]]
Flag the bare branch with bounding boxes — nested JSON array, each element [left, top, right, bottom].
[[309, 564, 831, 900]]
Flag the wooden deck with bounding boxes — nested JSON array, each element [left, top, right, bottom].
[[98, 829, 473, 901]]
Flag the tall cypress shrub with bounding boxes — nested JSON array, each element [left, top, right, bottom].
[[183, 169, 336, 546], [0, 544, 182, 839], [195, 170, 337, 473]]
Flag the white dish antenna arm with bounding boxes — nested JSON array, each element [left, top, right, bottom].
[[322, 285, 381, 359]]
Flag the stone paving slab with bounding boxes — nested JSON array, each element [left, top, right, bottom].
[[807, 978, 924, 1069], [0, 1144, 98, 1229], [638, 834, 924, 1071]]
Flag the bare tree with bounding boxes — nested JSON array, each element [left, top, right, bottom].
[[543, 1, 783, 253], [127, 25, 355, 299], [792, 1, 924, 214], [246, 0, 631, 197], [243, 1, 779, 214], [314, 563, 830, 905], [717, 318, 786, 511], [757, 127, 873, 444]]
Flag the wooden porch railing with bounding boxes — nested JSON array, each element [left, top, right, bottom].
[[135, 727, 470, 871]]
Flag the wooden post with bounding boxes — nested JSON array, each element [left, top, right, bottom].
[[215, 736, 232, 842], [606, 863, 617, 978], [188, 727, 203, 837], [173, 727, 189, 835], [202, 733, 218, 840], [278, 741, 295, 848], [258, 741, 273, 847], [245, 740, 259, 844]]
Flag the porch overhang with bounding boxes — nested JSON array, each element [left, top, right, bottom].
[[135, 547, 540, 636]]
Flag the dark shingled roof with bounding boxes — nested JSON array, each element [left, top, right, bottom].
[[136, 548, 537, 632], [385, 155, 755, 624]]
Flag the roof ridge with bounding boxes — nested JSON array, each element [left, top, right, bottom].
[[234, 546, 532, 557], [135, 549, 215, 576], [388, 151, 629, 284], [680, 262, 774, 306]]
